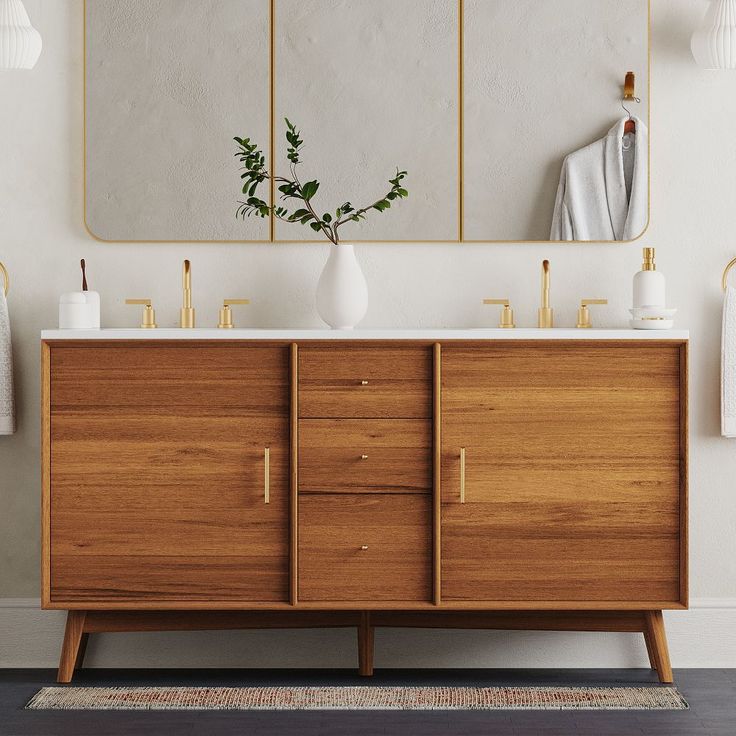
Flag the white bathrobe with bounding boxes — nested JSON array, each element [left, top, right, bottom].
[[550, 117, 648, 241]]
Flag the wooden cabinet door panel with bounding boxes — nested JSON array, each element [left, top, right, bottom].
[[440, 343, 684, 604], [299, 494, 431, 602], [299, 346, 432, 418], [299, 419, 431, 493], [50, 410, 289, 603]]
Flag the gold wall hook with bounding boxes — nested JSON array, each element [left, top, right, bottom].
[[0, 262, 8, 296], [125, 299, 157, 328], [483, 298, 515, 328], [576, 298, 608, 329], [218, 298, 251, 328]]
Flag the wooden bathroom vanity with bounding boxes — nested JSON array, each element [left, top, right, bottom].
[[41, 330, 688, 683]]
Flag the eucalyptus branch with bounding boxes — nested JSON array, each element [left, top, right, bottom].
[[234, 119, 407, 245]]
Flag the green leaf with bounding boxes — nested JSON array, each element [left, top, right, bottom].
[[397, 188, 408, 197], [322, 213, 332, 223], [310, 222, 322, 232], [301, 180, 319, 201]]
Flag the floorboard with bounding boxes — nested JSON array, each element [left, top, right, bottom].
[[0, 669, 731, 736]]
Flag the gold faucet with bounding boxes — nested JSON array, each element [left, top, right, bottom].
[[538, 259, 553, 328], [180, 259, 195, 328]]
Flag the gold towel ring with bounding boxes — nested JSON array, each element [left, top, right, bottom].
[[0, 262, 8, 296], [723, 257, 736, 292]]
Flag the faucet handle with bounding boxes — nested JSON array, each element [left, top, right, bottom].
[[218, 298, 251, 329], [483, 298, 515, 328], [576, 298, 608, 328], [125, 299, 157, 329]]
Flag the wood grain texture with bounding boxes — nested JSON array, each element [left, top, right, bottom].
[[679, 342, 689, 607], [440, 343, 684, 604], [433, 343, 441, 605], [50, 413, 289, 602], [298, 495, 432, 602], [290, 343, 299, 606], [358, 611, 374, 676], [645, 610, 673, 683], [50, 344, 290, 413], [57, 611, 86, 683], [298, 346, 432, 418], [299, 419, 431, 493], [41, 342, 51, 608]]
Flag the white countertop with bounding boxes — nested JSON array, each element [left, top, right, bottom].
[[41, 328, 689, 340]]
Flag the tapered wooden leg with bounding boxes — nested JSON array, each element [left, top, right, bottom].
[[58, 611, 87, 684], [643, 630, 658, 670], [74, 633, 90, 670], [644, 610, 673, 683], [358, 611, 374, 677]]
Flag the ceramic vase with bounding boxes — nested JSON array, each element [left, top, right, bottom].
[[316, 244, 368, 329]]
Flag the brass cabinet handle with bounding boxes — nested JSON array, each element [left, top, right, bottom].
[[360, 454, 369, 460], [360, 545, 369, 550], [264, 447, 270, 504], [460, 447, 466, 504], [360, 380, 369, 385]]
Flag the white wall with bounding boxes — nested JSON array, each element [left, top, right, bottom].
[[2, 0, 736, 668]]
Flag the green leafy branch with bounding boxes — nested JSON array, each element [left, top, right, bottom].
[[235, 119, 408, 245]]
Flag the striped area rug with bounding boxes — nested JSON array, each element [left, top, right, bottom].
[[27, 685, 688, 711]]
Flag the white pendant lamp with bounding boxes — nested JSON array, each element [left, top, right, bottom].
[[0, 0, 42, 70], [692, 0, 736, 69]]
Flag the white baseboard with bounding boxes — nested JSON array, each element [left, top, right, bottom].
[[1, 598, 735, 669]]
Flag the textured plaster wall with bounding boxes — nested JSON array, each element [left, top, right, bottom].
[[1, 0, 736, 667]]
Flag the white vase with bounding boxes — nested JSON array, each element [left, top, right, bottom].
[[691, 0, 736, 69], [316, 244, 368, 329]]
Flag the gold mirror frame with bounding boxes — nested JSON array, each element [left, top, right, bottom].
[[84, 0, 650, 244]]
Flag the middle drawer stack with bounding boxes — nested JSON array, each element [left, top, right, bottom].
[[297, 345, 433, 603]]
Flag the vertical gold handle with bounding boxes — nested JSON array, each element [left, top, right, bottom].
[[264, 447, 270, 504], [460, 447, 466, 504]]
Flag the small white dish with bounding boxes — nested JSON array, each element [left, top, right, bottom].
[[630, 318, 674, 330], [629, 307, 677, 320]]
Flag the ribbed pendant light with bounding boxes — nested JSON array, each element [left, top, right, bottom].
[[0, 0, 42, 70], [691, 0, 736, 69]]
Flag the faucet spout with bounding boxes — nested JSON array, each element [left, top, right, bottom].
[[180, 259, 195, 328], [538, 259, 553, 328]]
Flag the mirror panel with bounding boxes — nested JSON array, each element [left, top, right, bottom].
[[463, 0, 649, 242], [273, 0, 460, 242], [85, 0, 270, 242]]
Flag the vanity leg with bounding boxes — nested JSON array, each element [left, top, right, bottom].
[[75, 633, 90, 670], [643, 630, 658, 671], [358, 612, 374, 677], [644, 610, 673, 683], [58, 611, 87, 684]]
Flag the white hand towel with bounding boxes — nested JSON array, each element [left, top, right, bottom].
[[722, 285, 736, 438], [0, 288, 14, 435]]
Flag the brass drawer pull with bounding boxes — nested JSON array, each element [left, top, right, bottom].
[[360, 454, 369, 460], [264, 447, 270, 504], [360, 380, 369, 385], [360, 545, 369, 550], [460, 447, 466, 504]]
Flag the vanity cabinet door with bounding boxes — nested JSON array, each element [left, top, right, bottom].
[[440, 343, 685, 606], [48, 344, 290, 605]]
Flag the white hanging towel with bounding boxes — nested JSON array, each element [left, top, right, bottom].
[[550, 116, 648, 241], [0, 287, 14, 435], [722, 285, 736, 438]]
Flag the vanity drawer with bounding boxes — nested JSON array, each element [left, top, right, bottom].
[[298, 494, 431, 602], [50, 344, 290, 414], [298, 346, 432, 418], [299, 419, 431, 493]]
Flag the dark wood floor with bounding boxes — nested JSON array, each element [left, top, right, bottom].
[[1, 668, 734, 736]]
